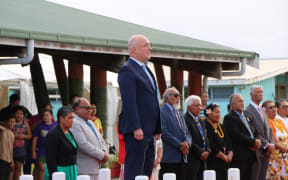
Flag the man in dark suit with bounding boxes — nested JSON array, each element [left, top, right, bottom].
[[245, 85, 274, 180], [184, 95, 210, 180], [223, 94, 262, 180], [159, 87, 190, 180], [118, 35, 161, 180]]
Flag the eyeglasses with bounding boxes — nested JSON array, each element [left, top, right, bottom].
[[280, 105, 288, 109], [266, 106, 277, 110], [171, 93, 181, 98], [79, 106, 93, 110]]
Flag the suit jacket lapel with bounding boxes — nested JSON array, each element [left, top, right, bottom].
[[146, 65, 157, 93], [249, 104, 264, 124], [231, 110, 251, 133], [187, 113, 202, 139], [249, 104, 268, 138], [164, 104, 184, 133], [260, 107, 270, 138], [128, 59, 155, 93]]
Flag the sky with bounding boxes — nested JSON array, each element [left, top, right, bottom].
[[46, 0, 288, 59]]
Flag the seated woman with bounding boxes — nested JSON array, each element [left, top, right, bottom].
[[204, 103, 233, 180], [262, 100, 288, 179], [45, 106, 78, 180]]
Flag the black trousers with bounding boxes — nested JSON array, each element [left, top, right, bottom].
[[186, 158, 206, 180], [231, 158, 254, 180], [159, 162, 186, 180], [0, 159, 10, 180]]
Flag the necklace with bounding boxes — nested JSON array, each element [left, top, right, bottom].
[[208, 120, 224, 138], [270, 118, 285, 133]]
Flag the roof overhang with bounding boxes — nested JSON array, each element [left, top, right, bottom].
[[0, 37, 258, 79]]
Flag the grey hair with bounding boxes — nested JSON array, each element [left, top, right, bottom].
[[276, 99, 287, 108], [229, 94, 243, 104], [57, 106, 74, 122], [128, 35, 146, 51], [163, 87, 178, 102], [250, 85, 262, 94], [185, 95, 201, 109], [72, 98, 82, 110]]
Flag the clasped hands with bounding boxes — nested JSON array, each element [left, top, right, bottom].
[[249, 139, 262, 151], [99, 151, 109, 164], [180, 141, 189, 155]]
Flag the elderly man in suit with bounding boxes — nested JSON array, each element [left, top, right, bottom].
[[159, 87, 190, 180], [223, 94, 262, 180], [184, 95, 210, 180], [70, 98, 109, 180], [118, 35, 161, 180], [245, 85, 275, 180]]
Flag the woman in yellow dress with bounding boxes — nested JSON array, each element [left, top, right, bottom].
[[263, 100, 288, 180]]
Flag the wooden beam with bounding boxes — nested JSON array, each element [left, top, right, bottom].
[[90, 67, 107, 139], [29, 53, 50, 112], [153, 63, 167, 97], [188, 72, 202, 96], [52, 56, 68, 105], [171, 67, 184, 111], [68, 61, 83, 98]]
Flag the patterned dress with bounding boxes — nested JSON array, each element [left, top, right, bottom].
[[268, 118, 288, 180]]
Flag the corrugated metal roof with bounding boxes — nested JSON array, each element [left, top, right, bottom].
[[0, 0, 257, 58], [148, 59, 288, 85], [208, 59, 288, 85]]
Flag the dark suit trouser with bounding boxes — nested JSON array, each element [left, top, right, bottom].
[[231, 156, 255, 180], [0, 159, 10, 180], [186, 158, 205, 180], [252, 153, 270, 180], [159, 162, 186, 180], [124, 136, 155, 180]]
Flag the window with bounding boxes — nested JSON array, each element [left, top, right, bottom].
[[209, 87, 233, 99]]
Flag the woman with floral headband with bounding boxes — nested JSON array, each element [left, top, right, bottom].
[[263, 100, 288, 179], [204, 103, 233, 180]]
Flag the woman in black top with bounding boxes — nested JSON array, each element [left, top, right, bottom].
[[45, 106, 78, 180], [204, 103, 233, 180]]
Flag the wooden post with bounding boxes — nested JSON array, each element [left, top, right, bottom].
[[188, 72, 202, 96], [171, 67, 184, 110], [52, 56, 68, 105], [90, 66, 107, 139], [68, 61, 83, 98], [153, 63, 167, 97], [30, 54, 50, 112]]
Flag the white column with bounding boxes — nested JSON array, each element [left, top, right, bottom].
[[228, 168, 240, 180], [77, 175, 90, 180], [52, 172, 65, 180], [99, 168, 111, 180], [163, 173, 176, 180], [19, 175, 33, 180], [135, 175, 149, 180], [203, 170, 216, 180]]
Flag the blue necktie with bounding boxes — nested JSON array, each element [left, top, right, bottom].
[[142, 65, 155, 90], [194, 117, 207, 150], [239, 113, 254, 138], [86, 121, 98, 139]]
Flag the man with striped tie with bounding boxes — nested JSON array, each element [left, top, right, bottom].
[[159, 87, 191, 180], [184, 95, 210, 180]]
